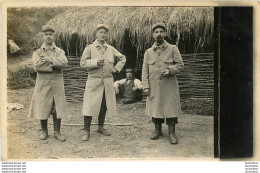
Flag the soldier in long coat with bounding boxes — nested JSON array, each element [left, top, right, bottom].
[[28, 25, 68, 142], [142, 23, 184, 144], [80, 24, 126, 141]]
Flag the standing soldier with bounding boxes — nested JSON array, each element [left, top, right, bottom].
[[28, 25, 68, 142], [80, 24, 126, 141], [142, 23, 184, 144]]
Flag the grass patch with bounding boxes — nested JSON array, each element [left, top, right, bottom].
[[7, 67, 36, 90], [181, 99, 214, 116]]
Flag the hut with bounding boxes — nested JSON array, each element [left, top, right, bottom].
[[34, 7, 214, 103]]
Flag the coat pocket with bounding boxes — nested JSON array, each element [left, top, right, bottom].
[[147, 60, 155, 65], [147, 59, 156, 74], [164, 59, 173, 64], [108, 59, 114, 63], [108, 59, 115, 75]]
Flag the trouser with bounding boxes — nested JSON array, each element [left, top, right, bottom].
[[40, 100, 61, 132], [84, 91, 107, 131], [98, 91, 107, 126], [121, 97, 137, 104], [152, 117, 178, 125], [40, 113, 61, 131]]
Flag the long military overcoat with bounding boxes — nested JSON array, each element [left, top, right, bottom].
[[28, 43, 68, 120], [80, 40, 126, 117], [142, 41, 184, 118]]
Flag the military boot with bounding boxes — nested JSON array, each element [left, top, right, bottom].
[[82, 131, 90, 141], [54, 131, 66, 142], [82, 116, 92, 141], [40, 130, 48, 140], [168, 125, 178, 144], [40, 120, 48, 140], [97, 126, 111, 136], [150, 123, 163, 140], [53, 114, 66, 142]]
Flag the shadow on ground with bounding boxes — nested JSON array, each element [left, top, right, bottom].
[[7, 88, 214, 160]]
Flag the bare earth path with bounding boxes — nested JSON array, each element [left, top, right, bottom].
[[6, 88, 213, 160]]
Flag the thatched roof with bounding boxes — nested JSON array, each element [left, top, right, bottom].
[[34, 7, 213, 56]]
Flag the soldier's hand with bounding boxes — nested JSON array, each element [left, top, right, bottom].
[[97, 59, 104, 66], [112, 68, 118, 74], [143, 88, 150, 96], [160, 69, 170, 77], [115, 87, 119, 94], [40, 55, 53, 63], [40, 55, 45, 63], [132, 87, 138, 91]]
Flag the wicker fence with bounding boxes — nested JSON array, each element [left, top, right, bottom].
[[178, 53, 214, 100], [63, 53, 214, 102]]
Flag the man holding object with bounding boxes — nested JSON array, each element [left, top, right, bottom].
[[142, 23, 184, 144], [80, 24, 126, 141], [28, 25, 68, 142]]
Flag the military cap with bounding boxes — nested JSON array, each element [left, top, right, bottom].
[[42, 25, 55, 32], [152, 23, 167, 32], [96, 24, 109, 32], [126, 69, 134, 73]]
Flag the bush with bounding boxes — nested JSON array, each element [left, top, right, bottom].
[[181, 99, 214, 116], [7, 7, 67, 55], [7, 67, 36, 90]]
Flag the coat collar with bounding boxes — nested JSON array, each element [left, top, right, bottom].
[[93, 40, 108, 50], [152, 41, 169, 51], [41, 42, 56, 52]]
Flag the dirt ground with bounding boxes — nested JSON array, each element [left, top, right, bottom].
[[6, 88, 214, 160]]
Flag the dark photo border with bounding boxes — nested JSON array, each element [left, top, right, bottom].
[[214, 7, 253, 159]]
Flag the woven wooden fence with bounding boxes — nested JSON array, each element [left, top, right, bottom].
[[63, 53, 214, 102], [178, 53, 214, 100]]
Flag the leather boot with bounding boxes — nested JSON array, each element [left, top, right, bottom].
[[150, 123, 163, 140], [54, 131, 66, 142], [82, 131, 90, 141], [40, 120, 48, 140], [97, 126, 111, 136], [82, 116, 92, 141], [168, 125, 178, 144], [53, 114, 66, 142]]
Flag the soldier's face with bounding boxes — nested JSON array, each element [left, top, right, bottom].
[[153, 27, 165, 43], [42, 31, 55, 44], [96, 28, 108, 42], [126, 73, 133, 80]]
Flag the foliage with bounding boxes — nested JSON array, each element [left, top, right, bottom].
[[7, 67, 36, 90], [7, 7, 67, 55]]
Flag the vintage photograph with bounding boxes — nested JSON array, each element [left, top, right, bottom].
[[5, 6, 214, 159]]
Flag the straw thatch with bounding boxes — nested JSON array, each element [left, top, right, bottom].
[[34, 7, 213, 60]]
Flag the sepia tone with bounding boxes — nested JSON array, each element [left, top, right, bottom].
[[6, 6, 214, 159]]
